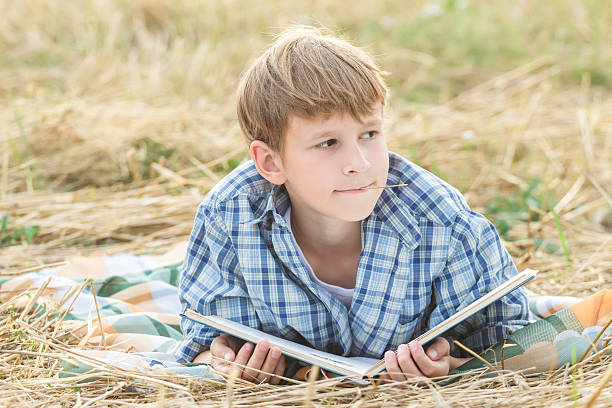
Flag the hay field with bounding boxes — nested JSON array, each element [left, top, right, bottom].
[[1, 0, 611, 406]]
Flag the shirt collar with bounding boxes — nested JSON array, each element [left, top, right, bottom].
[[242, 183, 291, 228], [243, 182, 421, 248], [369, 187, 422, 249]]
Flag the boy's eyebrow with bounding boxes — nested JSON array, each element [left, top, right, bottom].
[[311, 118, 382, 140], [312, 130, 336, 140], [361, 117, 382, 127]]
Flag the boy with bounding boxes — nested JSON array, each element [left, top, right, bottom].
[[175, 26, 529, 383]]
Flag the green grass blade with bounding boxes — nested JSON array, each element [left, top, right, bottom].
[[551, 207, 572, 262], [13, 109, 43, 190]]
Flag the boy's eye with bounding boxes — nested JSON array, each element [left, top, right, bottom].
[[361, 131, 378, 139], [318, 139, 337, 148], [316, 132, 377, 148]]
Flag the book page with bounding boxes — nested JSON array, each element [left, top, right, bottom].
[[184, 310, 376, 377]]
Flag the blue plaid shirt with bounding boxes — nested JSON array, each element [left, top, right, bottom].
[[174, 152, 529, 363]]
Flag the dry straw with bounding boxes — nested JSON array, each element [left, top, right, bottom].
[[0, 62, 610, 406], [0, 303, 610, 407]]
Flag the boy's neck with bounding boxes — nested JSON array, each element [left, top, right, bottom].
[[289, 206, 362, 256]]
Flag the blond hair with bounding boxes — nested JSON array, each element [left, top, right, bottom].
[[236, 25, 389, 153]]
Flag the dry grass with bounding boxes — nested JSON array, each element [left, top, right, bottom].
[[0, 308, 610, 406], [1, 0, 611, 406]]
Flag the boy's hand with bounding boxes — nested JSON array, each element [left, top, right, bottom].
[[380, 337, 451, 382], [209, 333, 286, 384]]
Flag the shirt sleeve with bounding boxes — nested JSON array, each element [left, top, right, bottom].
[[429, 210, 530, 357], [173, 201, 260, 363]]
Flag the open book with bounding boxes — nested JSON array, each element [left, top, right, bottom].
[[184, 268, 537, 379]]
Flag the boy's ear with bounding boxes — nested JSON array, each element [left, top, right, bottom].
[[249, 140, 287, 185]]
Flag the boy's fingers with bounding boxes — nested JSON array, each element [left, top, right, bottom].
[[231, 341, 254, 378], [210, 339, 233, 373], [409, 341, 442, 377], [211, 359, 228, 373], [397, 343, 423, 378], [210, 340, 235, 363], [192, 350, 211, 364], [384, 350, 407, 382], [378, 370, 398, 384], [242, 340, 270, 381], [256, 346, 281, 383], [270, 355, 286, 385], [426, 337, 450, 361]]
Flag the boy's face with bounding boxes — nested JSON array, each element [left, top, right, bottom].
[[279, 104, 389, 223]]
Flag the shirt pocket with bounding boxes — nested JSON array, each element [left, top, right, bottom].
[[387, 318, 421, 349], [249, 297, 284, 333], [393, 289, 432, 346], [397, 280, 432, 325]]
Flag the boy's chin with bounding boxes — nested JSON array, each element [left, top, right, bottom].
[[333, 206, 376, 223]]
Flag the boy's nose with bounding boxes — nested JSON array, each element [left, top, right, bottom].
[[341, 143, 371, 175]]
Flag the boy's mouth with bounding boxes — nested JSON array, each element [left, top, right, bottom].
[[335, 183, 374, 193]]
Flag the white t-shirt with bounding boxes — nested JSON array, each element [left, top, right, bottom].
[[283, 207, 355, 309]]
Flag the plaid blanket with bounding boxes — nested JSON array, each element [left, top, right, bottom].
[[456, 288, 612, 374], [1, 244, 610, 382]]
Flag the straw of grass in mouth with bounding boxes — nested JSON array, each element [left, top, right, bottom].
[[359, 184, 411, 190]]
